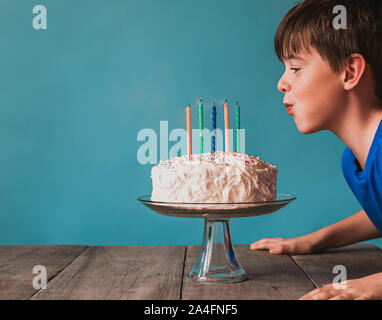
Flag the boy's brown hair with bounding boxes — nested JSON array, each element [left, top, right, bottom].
[[274, 0, 382, 103]]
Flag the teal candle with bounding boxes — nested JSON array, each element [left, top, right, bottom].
[[199, 98, 204, 153], [236, 101, 240, 153]]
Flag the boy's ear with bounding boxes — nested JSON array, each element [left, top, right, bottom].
[[342, 53, 367, 91]]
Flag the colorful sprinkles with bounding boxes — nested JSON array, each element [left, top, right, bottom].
[[157, 151, 270, 170]]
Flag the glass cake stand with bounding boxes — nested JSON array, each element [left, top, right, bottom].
[[137, 193, 296, 284]]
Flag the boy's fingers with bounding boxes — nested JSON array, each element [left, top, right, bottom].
[[251, 239, 274, 246], [251, 237, 284, 246], [251, 239, 270, 246], [250, 242, 276, 251], [250, 238, 287, 251], [250, 240, 266, 248], [329, 294, 351, 300], [250, 239, 285, 251], [269, 246, 284, 254], [269, 247, 280, 254], [251, 242, 283, 253], [300, 285, 338, 300], [299, 288, 322, 300], [250, 243, 266, 250]]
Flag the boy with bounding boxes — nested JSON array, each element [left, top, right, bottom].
[[250, 0, 382, 300]]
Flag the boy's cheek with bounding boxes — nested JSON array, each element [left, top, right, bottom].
[[292, 101, 324, 134]]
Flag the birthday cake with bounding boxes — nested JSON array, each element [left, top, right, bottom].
[[151, 151, 277, 203]]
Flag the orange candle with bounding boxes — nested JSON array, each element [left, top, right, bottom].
[[224, 99, 229, 153], [186, 104, 191, 156]]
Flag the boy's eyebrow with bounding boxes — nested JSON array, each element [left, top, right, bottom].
[[284, 55, 306, 62]]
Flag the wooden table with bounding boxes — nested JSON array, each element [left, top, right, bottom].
[[1, 244, 382, 300]]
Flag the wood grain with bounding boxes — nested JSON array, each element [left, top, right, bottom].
[[0, 245, 87, 300], [181, 244, 316, 300], [32, 246, 186, 300], [1, 244, 381, 300], [291, 244, 382, 290]]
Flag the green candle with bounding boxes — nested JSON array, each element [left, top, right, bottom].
[[199, 98, 204, 153], [236, 101, 240, 153]]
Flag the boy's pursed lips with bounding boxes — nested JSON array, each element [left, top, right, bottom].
[[283, 101, 294, 115]]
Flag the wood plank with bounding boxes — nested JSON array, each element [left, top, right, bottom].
[[32, 246, 186, 300], [181, 244, 316, 300], [0, 245, 88, 300], [291, 244, 382, 290]]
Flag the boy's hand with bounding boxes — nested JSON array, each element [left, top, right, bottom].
[[299, 272, 382, 300], [250, 235, 316, 255]]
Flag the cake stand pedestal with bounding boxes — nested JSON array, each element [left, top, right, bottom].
[[138, 194, 296, 284], [188, 217, 246, 283]]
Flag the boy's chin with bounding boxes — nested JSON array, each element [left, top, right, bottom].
[[295, 121, 321, 135]]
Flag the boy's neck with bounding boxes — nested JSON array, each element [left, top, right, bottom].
[[330, 99, 382, 170]]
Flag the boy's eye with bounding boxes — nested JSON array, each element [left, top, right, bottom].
[[290, 68, 301, 73]]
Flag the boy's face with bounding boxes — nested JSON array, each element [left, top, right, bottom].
[[277, 47, 345, 134]]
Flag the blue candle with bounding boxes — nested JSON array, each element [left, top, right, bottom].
[[212, 101, 216, 153]]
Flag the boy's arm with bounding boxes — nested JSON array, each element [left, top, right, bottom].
[[311, 209, 382, 252], [251, 209, 381, 254]]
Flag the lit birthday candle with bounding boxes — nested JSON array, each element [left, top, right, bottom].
[[236, 101, 240, 153], [186, 104, 191, 157], [212, 101, 216, 153], [199, 98, 204, 153], [224, 99, 229, 153]]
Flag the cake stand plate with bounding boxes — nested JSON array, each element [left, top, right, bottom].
[[138, 193, 296, 284]]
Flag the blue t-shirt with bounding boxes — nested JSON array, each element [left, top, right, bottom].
[[341, 119, 382, 234]]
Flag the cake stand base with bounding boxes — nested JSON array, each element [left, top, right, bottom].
[[187, 218, 247, 283], [138, 193, 296, 284]]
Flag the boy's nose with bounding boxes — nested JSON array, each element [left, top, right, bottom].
[[277, 75, 290, 93]]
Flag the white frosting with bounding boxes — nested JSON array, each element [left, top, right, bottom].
[[151, 151, 277, 203]]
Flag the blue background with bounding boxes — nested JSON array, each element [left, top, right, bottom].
[[1, 0, 380, 248]]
